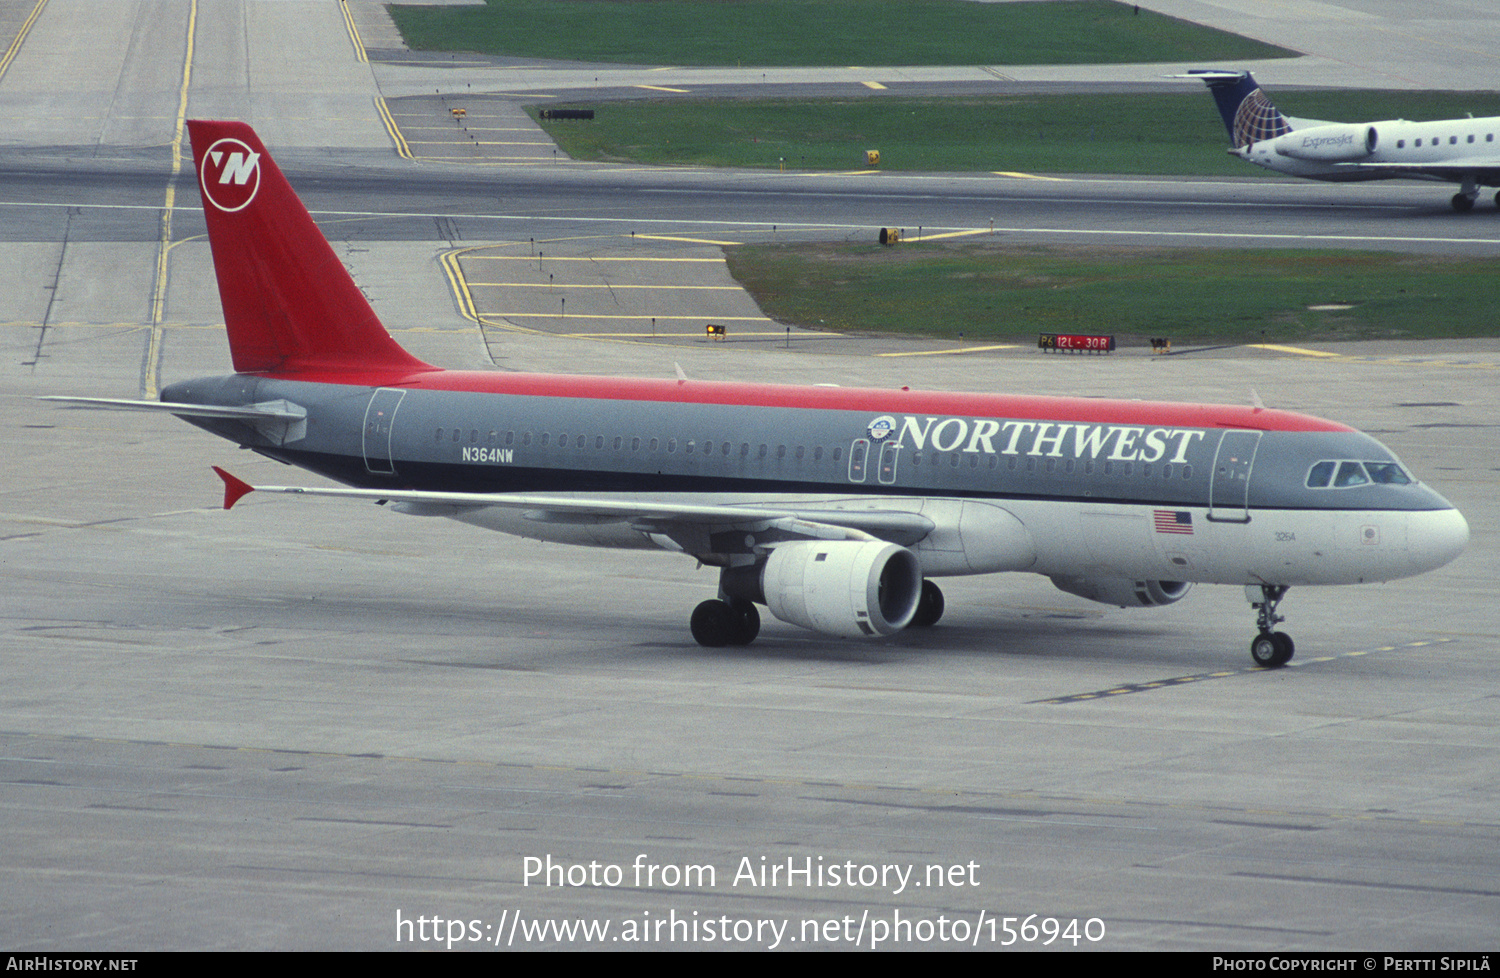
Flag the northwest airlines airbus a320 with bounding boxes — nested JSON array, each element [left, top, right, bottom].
[[47, 121, 1468, 668]]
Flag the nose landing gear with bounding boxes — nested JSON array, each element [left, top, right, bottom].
[[1248, 584, 1294, 668]]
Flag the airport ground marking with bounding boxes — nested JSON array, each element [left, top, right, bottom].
[[1249, 344, 1342, 358], [0, 0, 47, 82], [146, 0, 198, 402], [877, 344, 1019, 357], [471, 283, 746, 291], [439, 249, 482, 324], [472, 255, 726, 263], [914, 228, 994, 241], [375, 98, 413, 159], [405, 139, 555, 148], [631, 234, 745, 246], [340, 0, 368, 63], [497, 314, 774, 322], [397, 126, 543, 133], [555, 330, 838, 339], [1031, 638, 1458, 704]]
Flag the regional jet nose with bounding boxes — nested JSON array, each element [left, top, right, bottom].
[[1408, 507, 1469, 574]]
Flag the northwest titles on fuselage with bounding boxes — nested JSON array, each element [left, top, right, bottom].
[[869, 416, 1206, 464]]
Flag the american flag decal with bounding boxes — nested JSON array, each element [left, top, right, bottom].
[[1154, 510, 1194, 534]]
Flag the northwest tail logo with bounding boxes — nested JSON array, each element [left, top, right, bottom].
[[199, 138, 261, 212]]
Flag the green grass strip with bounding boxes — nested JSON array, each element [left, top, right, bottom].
[[534, 94, 1235, 173], [534, 91, 1500, 174], [389, 0, 1292, 67], [724, 242, 1500, 343]]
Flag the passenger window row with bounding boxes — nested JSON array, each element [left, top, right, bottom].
[[434, 426, 1200, 488], [434, 427, 844, 463], [1396, 133, 1494, 149]]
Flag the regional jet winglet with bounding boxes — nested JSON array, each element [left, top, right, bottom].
[[46, 121, 1469, 668], [1181, 69, 1500, 212]]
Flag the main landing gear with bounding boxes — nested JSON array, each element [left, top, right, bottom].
[[1449, 178, 1490, 213], [1247, 584, 1295, 668], [690, 598, 760, 647], [910, 580, 945, 628]]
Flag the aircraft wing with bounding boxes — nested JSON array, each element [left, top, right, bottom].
[[211, 468, 937, 550]]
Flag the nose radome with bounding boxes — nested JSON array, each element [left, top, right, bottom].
[[1409, 508, 1468, 574]]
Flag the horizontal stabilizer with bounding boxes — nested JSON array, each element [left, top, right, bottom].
[[38, 396, 305, 421]]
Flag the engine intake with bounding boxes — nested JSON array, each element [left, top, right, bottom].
[[760, 540, 923, 638]]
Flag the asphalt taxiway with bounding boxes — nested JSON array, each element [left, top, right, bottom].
[[1, 0, 1497, 951]]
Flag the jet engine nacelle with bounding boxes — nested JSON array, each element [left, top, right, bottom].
[[761, 540, 923, 638], [1271, 124, 1378, 161], [1049, 575, 1192, 608]]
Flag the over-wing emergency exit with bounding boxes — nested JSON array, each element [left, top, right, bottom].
[[45, 121, 1468, 668], [1182, 69, 1500, 212]]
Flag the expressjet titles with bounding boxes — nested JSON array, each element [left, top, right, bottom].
[[870, 415, 1207, 464], [1296, 133, 1358, 151]]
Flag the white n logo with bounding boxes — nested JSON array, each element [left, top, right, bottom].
[[214, 151, 260, 185], [200, 137, 262, 213]]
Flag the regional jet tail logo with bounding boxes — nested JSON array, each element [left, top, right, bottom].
[[1231, 89, 1291, 148], [200, 138, 262, 213]]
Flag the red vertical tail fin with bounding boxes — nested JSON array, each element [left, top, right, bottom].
[[186, 120, 432, 376]]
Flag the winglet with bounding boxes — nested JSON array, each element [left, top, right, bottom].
[[212, 466, 256, 510]]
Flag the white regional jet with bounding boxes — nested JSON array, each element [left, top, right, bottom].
[[45, 121, 1470, 669], [1183, 70, 1500, 212]]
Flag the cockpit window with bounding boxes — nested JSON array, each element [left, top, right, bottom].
[[1334, 461, 1369, 488], [1307, 461, 1335, 488], [1365, 462, 1412, 485], [1307, 460, 1413, 489]]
